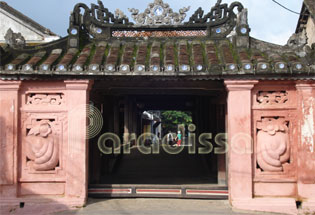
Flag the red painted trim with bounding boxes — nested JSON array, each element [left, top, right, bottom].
[[89, 188, 132, 193], [186, 190, 228, 194], [136, 189, 181, 193]]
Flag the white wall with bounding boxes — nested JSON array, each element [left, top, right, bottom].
[[0, 8, 59, 44], [306, 16, 315, 47]]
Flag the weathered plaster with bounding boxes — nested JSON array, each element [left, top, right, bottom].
[[295, 82, 315, 214], [306, 16, 315, 47], [301, 97, 314, 152]]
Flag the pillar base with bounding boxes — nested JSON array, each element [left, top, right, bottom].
[[302, 200, 315, 213], [0, 197, 85, 215], [232, 198, 298, 215]]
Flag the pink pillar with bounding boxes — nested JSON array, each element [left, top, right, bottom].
[[225, 80, 299, 215], [296, 82, 315, 211], [64, 80, 93, 205], [0, 81, 21, 198], [225, 80, 258, 201], [0, 80, 94, 214]]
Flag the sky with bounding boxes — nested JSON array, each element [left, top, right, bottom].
[[4, 0, 303, 45]]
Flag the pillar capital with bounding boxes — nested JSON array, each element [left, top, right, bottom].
[[0, 80, 21, 91], [64, 80, 93, 91], [295, 81, 315, 92], [224, 80, 259, 91]]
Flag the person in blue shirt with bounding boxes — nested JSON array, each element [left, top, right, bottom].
[[175, 131, 182, 146]]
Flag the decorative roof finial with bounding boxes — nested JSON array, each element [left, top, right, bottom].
[[128, 0, 190, 26], [215, 0, 222, 6], [115, 9, 127, 19], [4, 28, 26, 49], [237, 8, 248, 26]]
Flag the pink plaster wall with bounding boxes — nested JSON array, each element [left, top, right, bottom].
[[0, 81, 21, 200], [225, 80, 315, 215], [0, 79, 314, 215], [296, 82, 315, 185], [296, 82, 315, 212], [0, 80, 93, 214]]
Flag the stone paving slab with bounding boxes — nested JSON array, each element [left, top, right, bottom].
[[52, 198, 288, 215]]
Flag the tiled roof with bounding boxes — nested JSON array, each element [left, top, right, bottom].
[[1, 37, 314, 79], [0, 0, 314, 80]]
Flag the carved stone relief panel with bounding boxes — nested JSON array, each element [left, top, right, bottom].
[[256, 117, 290, 172], [26, 93, 64, 106], [252, 84, 297, 110], [19, 112, 67, 182], [25, 120, 59, 171], [257, 91, 288, 105], [254, 112, 297, 181]]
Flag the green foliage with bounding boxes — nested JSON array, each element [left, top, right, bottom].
[[161, 111, 192, 133]]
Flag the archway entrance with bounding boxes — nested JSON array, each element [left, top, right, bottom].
[[88, 79, 228, 199]]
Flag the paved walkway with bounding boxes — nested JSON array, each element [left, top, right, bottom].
[[53, 198, 286, 215]]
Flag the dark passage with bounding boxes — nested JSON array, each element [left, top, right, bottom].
[[89, 80, 227, 187], [101, 146, 217, 185]]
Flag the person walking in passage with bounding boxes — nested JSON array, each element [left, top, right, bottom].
[[167, 131, 174, 146], [175, 131, 182, 146]]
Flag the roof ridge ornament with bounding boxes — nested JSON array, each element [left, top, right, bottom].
[[115, 9, 128, 20], [67, 0, 246, 46], [187, 0, 243, 26], [4, 28, 26, 49], [71, 0, 132, 27], [128, 0, 190, 26], [185, 0, 244, 38]]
